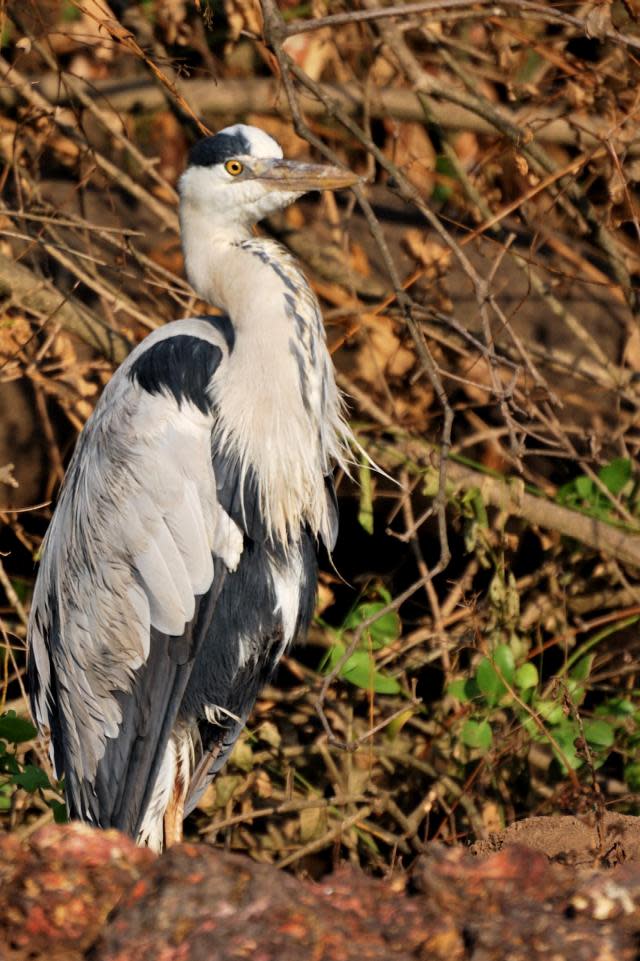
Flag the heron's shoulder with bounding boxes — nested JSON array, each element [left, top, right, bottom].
[[129, 316, 235, 360], [112, 316, 234, 416]]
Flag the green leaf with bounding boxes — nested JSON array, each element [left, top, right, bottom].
[[566, 678, 587, 707], [595, 697, 635, 718], [340, 650, 374, 690], [476, 657, 504, 706], [0, 713, 37, 744], [536, 700, 564, 725], [343, 595, 400, 650], [583, 719, 614, 748], [625, 762, 640, 791], [370, 671, 403, 695], [342, 649, 398, 693], [493, 644, 515, 684], [475, 646, 516, 706], [551, 720, 582, 771], [357, 460, 374, 534], [575, 475, 594, 500], [49, 800, 68, 824], [461, 488, 489, 528], [12, 765, 51, 793], [599, 458, 632, 496], [325, 644, 401, 694], [570, 655, 594, 682], [460, 719, 493, 750], [0, 753, 19, 776], [447, 679, 471, 702], [514, 663, 538, 691]]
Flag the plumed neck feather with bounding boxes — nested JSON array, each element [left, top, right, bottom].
[[179, 201, 351, 548]]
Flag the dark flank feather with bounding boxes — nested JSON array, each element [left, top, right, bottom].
[[182, 530, 318, 814]]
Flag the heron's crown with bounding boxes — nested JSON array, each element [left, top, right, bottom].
[[188, 125, 284, 168]]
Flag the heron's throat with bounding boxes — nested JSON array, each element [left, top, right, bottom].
[[180, 221, 350, 546]]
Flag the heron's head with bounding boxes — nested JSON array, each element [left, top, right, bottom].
[[178, 124, 359, 230]]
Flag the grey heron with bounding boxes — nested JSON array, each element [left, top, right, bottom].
[[26, 124, 359, 850]]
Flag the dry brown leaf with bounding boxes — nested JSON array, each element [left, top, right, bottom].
[[283, 29, 334, 82], [392, 386, 435, 432], [482, 801, 503, 834], [370, 53, 396, 86], [156, 0, 191, 47], [453, 130, 479, 170], [514, 154, 529, 178], [223, 0, 262, 42], [299, 804, 327, 842], [624, 326, 640, 372], [0, 315, 32, 359], [383, 122, 436, 196], [585, 1, 613, 38], [147, 110, 187, 185], [403, 231, 452, 277], [354, 314, 415, 384], [258, 721, 281, 749], [348, 243, 371, 279], [316, 579, 335, 615], [255, 770, 273, 799]]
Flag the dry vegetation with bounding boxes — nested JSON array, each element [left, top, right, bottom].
[[2, 0, 640, 875]]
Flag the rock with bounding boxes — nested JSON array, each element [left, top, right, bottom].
[[0, 824, 153, 960], [92, 843, 428, 960], [3, 822, 640, 959]]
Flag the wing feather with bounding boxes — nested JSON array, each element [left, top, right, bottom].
[[27, 321, 239, 836]]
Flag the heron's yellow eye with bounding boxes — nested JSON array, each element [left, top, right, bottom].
[[225, 159, 244, 176]]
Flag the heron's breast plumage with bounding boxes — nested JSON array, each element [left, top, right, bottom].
[[209, 238, 349, 548]]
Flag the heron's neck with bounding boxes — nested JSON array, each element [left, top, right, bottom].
[[180, 210, 349, 545]]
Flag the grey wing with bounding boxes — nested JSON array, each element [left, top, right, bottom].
[[27, 322, 243, 836]]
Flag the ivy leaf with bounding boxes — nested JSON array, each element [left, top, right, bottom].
[[551, 720, 582, 771], [570, 655, 594, 682], [0, 713, 37, 744], [583, 719, 614, 748], [343, 593, 400, 650], [575, 475, 594, 500], [447, 679, 471, 702], [49, 800, 68, 824], [461, 719, 493, 750], [536, 699, 564, 725], [599, 457, 631, 496], [476, 658, 504, 706], [324, 644, 401, 694], [476, 646, 514, 706], [514, 663, 538, 691], [625, 762, 640, 791], [12, 765, 51, 793], [493, 644, 515, 684]]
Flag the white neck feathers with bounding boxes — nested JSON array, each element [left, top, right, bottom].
[[179, 204, 350, 547]]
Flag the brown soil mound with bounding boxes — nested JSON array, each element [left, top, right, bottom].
[[472, 812, 640, 868]]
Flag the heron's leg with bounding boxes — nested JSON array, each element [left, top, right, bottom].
[[163, 749, 189, 847]]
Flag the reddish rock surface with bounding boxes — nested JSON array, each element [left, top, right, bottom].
[[3, 820, 640, 959], [0, 824, 153, 960]]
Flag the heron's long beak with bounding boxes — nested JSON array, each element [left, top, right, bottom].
[[253, 158, 361, 191]]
